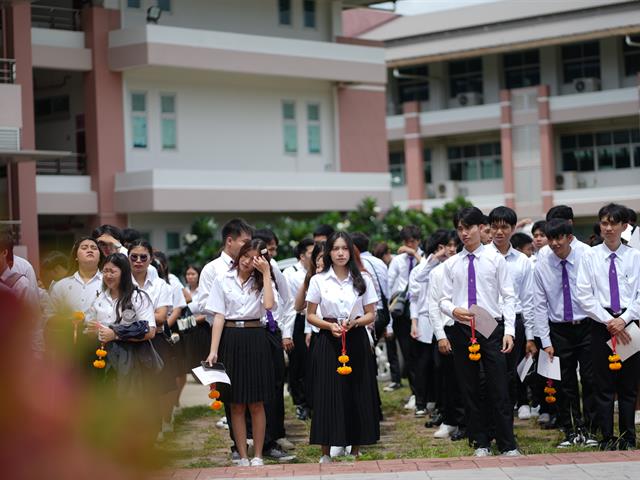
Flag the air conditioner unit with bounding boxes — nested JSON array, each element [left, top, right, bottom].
[[0, 127, 20, 151], [456, 92, 483, 107], [559, 171, 578, 190], [436, 181, 459, 198], [572, 77, 601, 93]]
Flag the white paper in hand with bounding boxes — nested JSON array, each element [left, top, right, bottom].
[[517, 355, 534, 383], [606, 322, 640, 362], [468, 305, 498, 339], [537, 352, 561, 380], [192, 366, 231, 386]]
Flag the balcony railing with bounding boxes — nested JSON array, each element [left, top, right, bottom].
[[31, 5, 82, 31], [0, 59, 16, 84], [37, 154, 87, 175]]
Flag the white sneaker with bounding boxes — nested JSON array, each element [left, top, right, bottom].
[[330, 446, 345, 457], [216, 416, 228, 428], [404, 395, 416, 410], [537, 413, 551, 424], [415, 409, 427, 418], [635, 410, 640, 425], [319, 455, 332, 464], [426, 401, 436, 413], [433, 424, 458, 439], [502, 449, 522, 457], [529, 405, 540, 418], [517, 405, 532, 420], [250, 457, 264, 467], [238, 458, 250, 467], [474, 447, 491, 457]]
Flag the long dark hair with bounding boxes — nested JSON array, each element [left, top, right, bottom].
[[232, 238, 277, 293], [68, 236, 104, 275], [304, 241, 325, 290], [322, 232, 366, 296], [153, 250, 170, 285], [102, 253, 149, 324]]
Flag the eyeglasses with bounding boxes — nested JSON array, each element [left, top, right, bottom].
[[129, 254, 149, 262]]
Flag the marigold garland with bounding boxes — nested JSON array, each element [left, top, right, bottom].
[[544, 379, 556, 404], [209, 384, 223, 410], [609, 335, 622, 371], [92, 342, 107, 369], [468, 316, 481, 362], [72, 311, 85, 345], [337, 325, 352, 375]]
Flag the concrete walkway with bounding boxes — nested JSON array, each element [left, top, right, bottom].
[[158, 450, 640, 479]]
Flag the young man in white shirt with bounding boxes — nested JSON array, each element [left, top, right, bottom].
[[439, 207, 520, 457], [534, 219, 597, 448], [576, 203, 640, 450]]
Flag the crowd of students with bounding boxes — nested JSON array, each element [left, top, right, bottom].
[[0, 200, 638, 466]]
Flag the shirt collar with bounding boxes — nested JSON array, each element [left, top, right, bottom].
[[552, 247, 576, 268], [73, 270, 102, 284], [327, 266, 352, 284], [220, 251, 234, 267], [600, 242, 626, 258], [296, 261, 307, 273], [462, 243, 485, 258], [491, 242, 517, 259]]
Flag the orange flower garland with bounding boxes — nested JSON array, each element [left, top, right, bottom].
[[468, 316, 481, 362], [92, 343, 107, 369], [337, 325, 352, 375], [544, 379, 556, 404], [72, 311, 85, 345], [609, 335, 622, 371], [209, 384, 223, 410]]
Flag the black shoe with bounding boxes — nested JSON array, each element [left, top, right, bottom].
[[557, 431, 580, 448], [599, 439, 617, 451], [264, 446, 296, 462], [451, 428, 467, 441], [424, 413, 444, 428], [295, 405, 309, 421], [383, 382, 402, 392]]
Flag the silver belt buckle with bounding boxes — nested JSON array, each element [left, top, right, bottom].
[[237, 321, 245, 328]]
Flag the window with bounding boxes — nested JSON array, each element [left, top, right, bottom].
[[448, 57, 482, 97], [448, 143, 502, 181], [388, 150, 431, 186], [34, 95, 70, 120], [562, 41, 600, 83], [160, 94, 176, 150], [503, 50, 540, 89], [157, 0, 171, 12], [303, 0, 316, 28], [307, 104, 321, 154], [395, 65, 429, 104], [282, 101, 297, 154], [127, 0, 141, 8], [623, 35, 640, 77], [166, 232, 180, 251], [560, 128, 640, 172], [131, 92, 147, 149], [278, 0, 292, 25]]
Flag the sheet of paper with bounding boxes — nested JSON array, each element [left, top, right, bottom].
[[537, 353, 561, 381], [191, 366, 231, 386], [606, 321, 640, 362], [468, 305, 498, 339], [517, 355, 534, 383]]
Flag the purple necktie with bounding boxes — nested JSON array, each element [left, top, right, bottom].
[[408, 255, 415, 275], [266, 310, 276, 333], [609, 253, 621, 314], [467, 253, 477, 308], [560, 260, 574, 321]]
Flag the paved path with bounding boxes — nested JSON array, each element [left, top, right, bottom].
[[158, 451, 640, 479]]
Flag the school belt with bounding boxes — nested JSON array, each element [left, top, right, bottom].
[[549, 318, 590, 326], [225, 319, 261, 328]]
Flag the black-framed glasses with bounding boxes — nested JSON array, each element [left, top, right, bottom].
[[129, 254, 149, 262]]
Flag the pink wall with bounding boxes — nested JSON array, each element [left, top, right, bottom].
[[403, 101, 425, 209], [342, 8, 398, 38], [537, 85, 554, 213], [337, 86, 388, 174], [499, 90, 515, 209], [7, 3, 39, 270], [83, 6, 127, 230]]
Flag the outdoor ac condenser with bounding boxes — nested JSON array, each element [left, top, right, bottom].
[[572, 77, 601, 93], [456, 92, 483, 107]]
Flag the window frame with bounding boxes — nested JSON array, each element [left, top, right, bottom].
[[502, 49, 540, 89], [282, 100, 298, 155], [131, 91, 148, 150], [561, 41, 601, 83], [447, 142, 502, 181], [306, 103, 321, 154], [560, 128, 640, 172], [622, 35, 640, 77], [448, 57, 483, 98], [278, 0, 293, 26], [303, 0, 317, 29], [160, 93, 177, 151], [127, 0, 141, 9]]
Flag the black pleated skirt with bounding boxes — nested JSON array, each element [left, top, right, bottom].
[[218, 326, 274, 404], [151, 334, 178, 393], [180, 322, 212, 375], [309, 327, 381, 446]]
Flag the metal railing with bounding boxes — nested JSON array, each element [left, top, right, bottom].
[[31, 4, 82, 31], [0, 59, 16, 84], [36, 154, 87, 175]]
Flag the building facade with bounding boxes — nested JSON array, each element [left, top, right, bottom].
[[0, 0, 389, 264]]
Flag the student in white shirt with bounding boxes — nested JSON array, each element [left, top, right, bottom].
[[439, 207, 520, 457], [306, 232, 379, 464], [576, 203, 640, 450], [205, 239, 278, 468], [534, 219, 597, 448], [180, 265, 209, 390]]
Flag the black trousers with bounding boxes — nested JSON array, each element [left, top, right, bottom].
[[549, 319, 594, 433], [441, 325, 465, 427], [450, 321, 516, 451], [591, 321, 639, 446], [505, 313, 525, 409], [392, 311, 415, 393], [288, 314, 308, 407], [412, 339, 437, 410]]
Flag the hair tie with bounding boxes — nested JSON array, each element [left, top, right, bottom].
[[260, 248, 268, 255]]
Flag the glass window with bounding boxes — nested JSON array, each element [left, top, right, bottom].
[[503, 49, 540, 89], [623, 35, 640, 76], [448, 57, 483, 98], [166, 232, 180, 251], [561, 128, 640, 173], [127, 0, 141, 8], [561, 41, 600, 83], [131, 92, 147, 149], [389, 152, 405, 186], [157, 0, 171, 12], [160, 94, 176, 150], [307, 104, 321, 154], [303, 0, 316, 28], [278, 0, 291, 26], [396, 65, 429, 104], [282, 101, 297, 154], [447, 142, 502, 181]]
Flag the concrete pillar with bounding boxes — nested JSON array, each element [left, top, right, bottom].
[[403, 101, 424, 209], [83, 6, 127, 230], [538, 85, 555, 213], [6, 3, 39, 269], [499, 90, 515, 209]]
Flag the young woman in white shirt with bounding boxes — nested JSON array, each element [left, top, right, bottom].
[[306, 232, 380, 464], [205, 239, 277, 467]]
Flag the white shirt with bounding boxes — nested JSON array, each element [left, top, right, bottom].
[[429, 263, 453, 341], [439, 244, 517, 337], [534, 246, 589, 348], [283, 261, 307, 310], [132, 275, 172, 311], [90, 289, 156, 328], [12, 255, 38, 292], [306, 267, 378, 321], [576, 243, 640, 324], [49, 271, 103, 316], [408, 260, 433, 344], [197, 251, 234, 315], [492, 244, 535, 340], [205, 269, 278, 320], [537, 237, 589, 260], [361, 251, 389, 310], [269, 258, 295, 338], [388, 250, 423, 295]]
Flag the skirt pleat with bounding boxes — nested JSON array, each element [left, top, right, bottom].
[[218, 327, 274, 404], [182, 322, 212, 374], [309, 328, 381, 447]]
